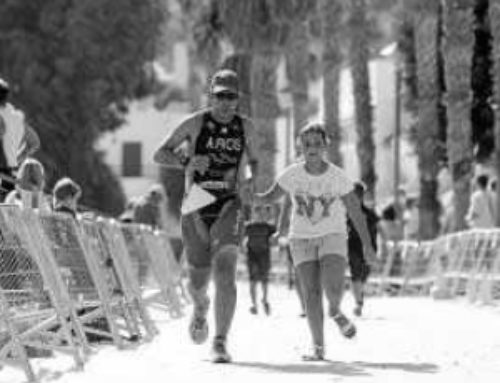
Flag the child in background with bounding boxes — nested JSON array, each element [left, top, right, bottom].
[[255, 122, 376, 361], [52, 177, 82, 219], [243, 204, 276, 315]]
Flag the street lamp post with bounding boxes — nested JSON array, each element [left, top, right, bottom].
[[394, 64, 402, 221]]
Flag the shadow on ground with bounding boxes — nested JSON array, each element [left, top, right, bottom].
[[233, 360, 439, 377]]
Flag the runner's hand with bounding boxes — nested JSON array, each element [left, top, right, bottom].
[[187, 155, 210, 175]]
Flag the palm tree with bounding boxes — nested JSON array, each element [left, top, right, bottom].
[[177, 0, 223, 110], [346, 0, 376, 199], [442, 0, 476, 231], [320, 0, 344, 165], [489, 0, 500, 226], [250, 50, 281, 190], [409, 0, 442, 238], [281, 1, 318, 143], [217, 0, 290, 190]]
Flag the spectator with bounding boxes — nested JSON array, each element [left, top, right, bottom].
[[133, 184, 164, 230], [5, 158, 49, 211], [466, 175, 496, 229], [403, 196, 420, 240], [52, 177, 82, 219], [0, 77, 40, 201], [378, 204, 403, 277], [119, 199, 137, 223]]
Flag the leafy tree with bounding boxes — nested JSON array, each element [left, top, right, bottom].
[[0, 0, 167, 215]]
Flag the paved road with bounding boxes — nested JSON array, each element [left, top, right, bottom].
[[6, 282, 500, 383]]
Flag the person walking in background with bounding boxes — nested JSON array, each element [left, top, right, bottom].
[[347, 182, 379, 317], [52, 177, 82, 219], [0, 77, 40, 201], [256, 122, 376, 361], [153, 69, 259, 363], [243, 204, 276, 315], [466, 175, 496, 229]]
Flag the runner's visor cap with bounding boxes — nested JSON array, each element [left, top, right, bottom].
[[210, 69, 239, 96]]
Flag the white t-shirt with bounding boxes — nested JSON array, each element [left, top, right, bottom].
[[0, 103, 25, 167], [277, 161, 354, 239]]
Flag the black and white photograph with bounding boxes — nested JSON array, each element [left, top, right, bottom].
[[1, 0, 500, 382]]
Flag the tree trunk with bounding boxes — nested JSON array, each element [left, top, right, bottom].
[[251, 51, 280, 191], [347, 0, 376, 200], [442, 0, 475, 231], [320, 0, 343, 166], [490, 1, 500, 227], [411, 0, 442, 239], [221, 53, 253, 117], [286, 21, 310, 141]]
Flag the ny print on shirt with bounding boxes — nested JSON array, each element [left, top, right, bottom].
[[277, 162, 354, 239]]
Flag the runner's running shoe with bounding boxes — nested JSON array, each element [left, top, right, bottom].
[[189, 313, 208, 344]]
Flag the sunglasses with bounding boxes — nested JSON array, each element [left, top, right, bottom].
[[214, 92, 238, 101]]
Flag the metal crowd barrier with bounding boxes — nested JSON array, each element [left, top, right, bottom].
[[0, 206, 185, 382], [370, 229, 500, 304], [0, 206, 88, 381]]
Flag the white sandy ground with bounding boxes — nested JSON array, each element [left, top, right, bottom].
[[4, 281, 500, 383]]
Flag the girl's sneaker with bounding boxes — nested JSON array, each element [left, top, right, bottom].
[[211, 336, 232, 363], [332, 312, 357, 338], [302, 345, 325, 361]]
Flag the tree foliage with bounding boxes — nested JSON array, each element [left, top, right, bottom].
[[0, 0, 167, 215]]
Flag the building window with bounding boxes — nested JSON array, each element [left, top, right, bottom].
[[122, 142, 142, 177]]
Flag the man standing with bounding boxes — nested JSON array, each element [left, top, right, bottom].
[[466, 175, 496, 229], [153, 69, 258, 363], [0, 77, 40, 201]]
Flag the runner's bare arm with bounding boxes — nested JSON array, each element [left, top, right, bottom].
[[153, 116, 196, 168], [255, 182, 286, 204]]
